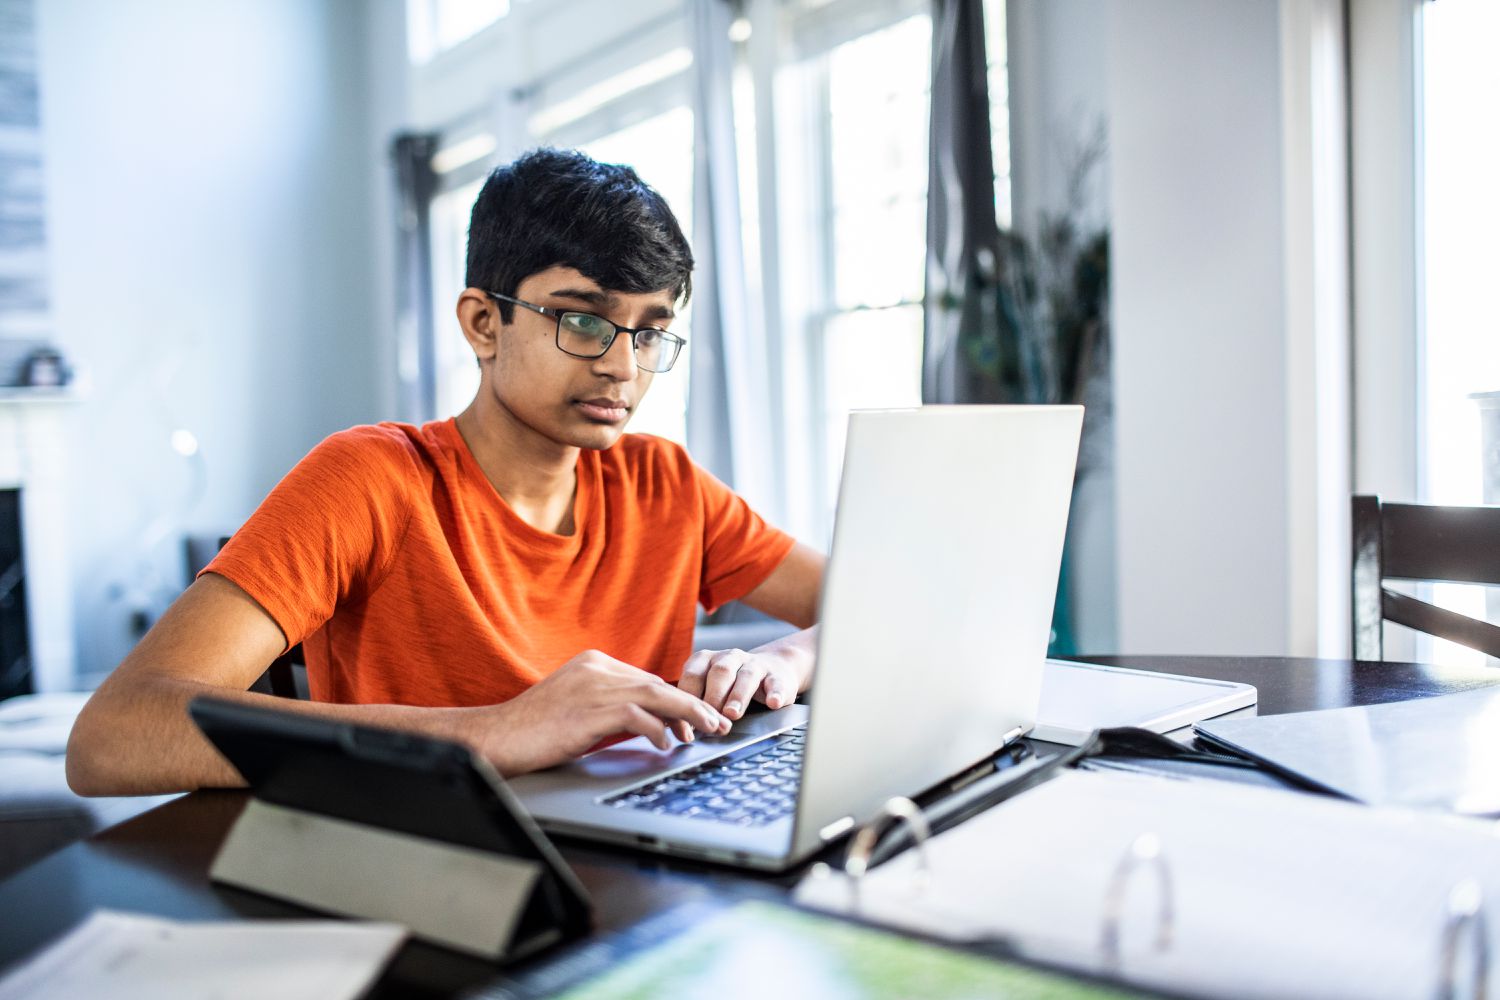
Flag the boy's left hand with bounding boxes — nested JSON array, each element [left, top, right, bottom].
[[676, 632, 817, 723]]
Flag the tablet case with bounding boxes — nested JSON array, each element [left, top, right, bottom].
[[189, 697, 592, 961]]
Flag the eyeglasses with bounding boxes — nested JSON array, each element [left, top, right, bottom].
[[486, 291, 685, 374]]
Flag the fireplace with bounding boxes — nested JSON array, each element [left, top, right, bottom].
[[0, 394, 76, 694], [0, 489, 26, 698]]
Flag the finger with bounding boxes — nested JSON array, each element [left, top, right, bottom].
[[615, 704, 672, 751], [634, 680, 731, 735], [723, 663, 768, 720], [759, 671, 795, 710], [676, 649, 715, 698], [702, 649, 750, 711], [669, 718, 695, 744]]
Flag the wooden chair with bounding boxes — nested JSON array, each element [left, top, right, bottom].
[[251, 645, 305, 700], [1352, 495, 1500, 660]]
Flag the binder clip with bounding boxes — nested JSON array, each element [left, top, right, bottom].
[[808, 796, 932, 912], [1099, 832, 1175, 974], [1436, 879, 1490, 1000]]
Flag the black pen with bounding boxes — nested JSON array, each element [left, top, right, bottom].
[[865, 740, 1092, 868]]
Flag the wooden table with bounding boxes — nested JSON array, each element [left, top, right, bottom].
[[2, 655, 1495, 996]]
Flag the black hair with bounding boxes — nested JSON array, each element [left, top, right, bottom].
[[465, 147, 694, 323]]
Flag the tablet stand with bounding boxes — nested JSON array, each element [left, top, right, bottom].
[[212, 799, 557, 961]]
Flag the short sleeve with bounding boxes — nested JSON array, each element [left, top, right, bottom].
[[202, 426, 419, 649], [694, 463, 797, 613]]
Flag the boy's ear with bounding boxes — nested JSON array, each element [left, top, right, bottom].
[[456, 288, 499, 361]]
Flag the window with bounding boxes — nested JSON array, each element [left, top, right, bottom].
[[1418, 0, 1500, 666], [764, 2, 1011, 539], [819, 16, 932, 510], [407, 0, 509, 65], [773, 12, 931, 535], [429, 174, 485, 420]]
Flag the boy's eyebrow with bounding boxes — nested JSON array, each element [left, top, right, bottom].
[[549, 287, 677, 325], [548, 286, 612, 307]]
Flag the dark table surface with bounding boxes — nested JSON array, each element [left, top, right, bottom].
[[3, 654, 1497, 997]]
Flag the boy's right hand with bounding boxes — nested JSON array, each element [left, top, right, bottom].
[[466, 649, 731, 775]]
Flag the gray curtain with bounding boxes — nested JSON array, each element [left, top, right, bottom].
[[923, 0, 1020, 405], [687, 0, 773, 507], [391, 133, 439, 423]]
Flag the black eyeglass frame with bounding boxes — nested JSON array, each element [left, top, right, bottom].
[[485, 291, 685, 373]]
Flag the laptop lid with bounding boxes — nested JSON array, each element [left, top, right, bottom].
[[789, 405, 1082, 860]]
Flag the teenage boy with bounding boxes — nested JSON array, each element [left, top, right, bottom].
[[67, 149, 824, 796]]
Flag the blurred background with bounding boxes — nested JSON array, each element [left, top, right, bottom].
[[1, 0, 1496, 696]]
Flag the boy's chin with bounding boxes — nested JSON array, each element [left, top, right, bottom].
[[565, 421, 629, 450]]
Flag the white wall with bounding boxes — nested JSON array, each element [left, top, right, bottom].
[[36, 0, 400, 681], [1107, 0, 1296, 655]]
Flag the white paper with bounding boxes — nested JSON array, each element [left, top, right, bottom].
[[796, 769, 1500, 1000], [0, 911, 407, 1000]]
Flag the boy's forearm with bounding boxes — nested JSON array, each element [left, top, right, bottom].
[[66, 674, 484, 797]]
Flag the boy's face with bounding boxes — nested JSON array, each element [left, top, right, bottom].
[[478, 265, 679, 451]]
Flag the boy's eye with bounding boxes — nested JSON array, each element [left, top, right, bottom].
[[565, 314, 606, 336]]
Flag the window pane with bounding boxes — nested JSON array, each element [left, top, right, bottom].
[[820, 304, 925, 511], [1420, 0, 1500, 666], [431, 178, 484, 419], [827, 15, 932, 313], [407, 0, 509, 65], [831, 196, 926, 309]]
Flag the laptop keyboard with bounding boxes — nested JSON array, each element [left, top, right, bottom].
[[603, 725, 806, 827]]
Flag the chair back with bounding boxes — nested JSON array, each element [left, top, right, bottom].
[[1352, 495, 1500, 660]]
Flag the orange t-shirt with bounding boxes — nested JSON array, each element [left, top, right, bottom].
[[204, 418, 796, 707]]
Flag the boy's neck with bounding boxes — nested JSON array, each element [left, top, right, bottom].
[[455, 399, 582, 535]]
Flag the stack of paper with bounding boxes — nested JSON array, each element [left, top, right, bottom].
[[0, 911, 406, 1000], [795, 770, 1500, 999]]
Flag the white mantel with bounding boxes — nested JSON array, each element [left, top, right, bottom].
[[0, 390, 78, 693]]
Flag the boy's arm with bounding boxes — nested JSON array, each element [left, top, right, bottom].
[[678, 542, 826, 721], [67, 574, 731, 797], [737, 542, 824, 630]]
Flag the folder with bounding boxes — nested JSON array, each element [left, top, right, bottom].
[[794, 768, 1500, 1000], [1194, 686, 1500, 815]]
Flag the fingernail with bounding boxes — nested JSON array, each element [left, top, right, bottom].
[[726, 700, 740, 715], [684, 728, 694, 743]]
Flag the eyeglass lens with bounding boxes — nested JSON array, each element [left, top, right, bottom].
[[557, 312, 680, 373]]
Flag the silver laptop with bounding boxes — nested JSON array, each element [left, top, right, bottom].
[[509, 405, 1083, 871]]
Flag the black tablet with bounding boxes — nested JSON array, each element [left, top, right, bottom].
[[189, 696, 592, 954]]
